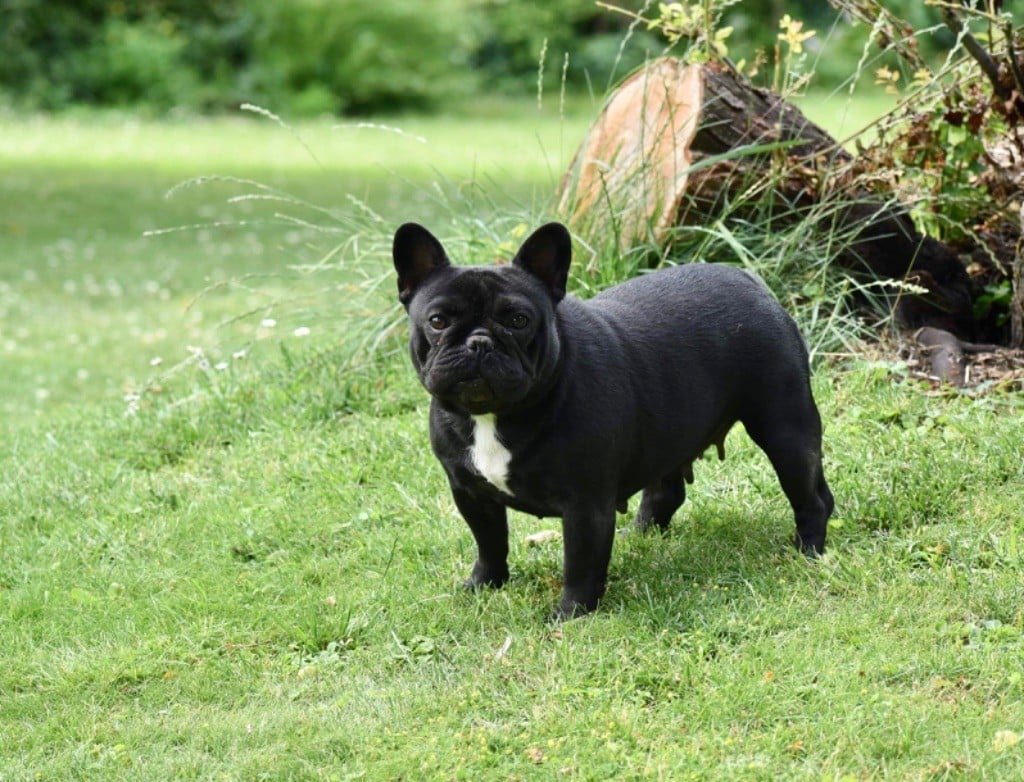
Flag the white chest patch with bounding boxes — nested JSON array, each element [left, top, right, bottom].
[[469, 414, 513, 496]]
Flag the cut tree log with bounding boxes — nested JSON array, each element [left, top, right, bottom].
[[557, 59, 704, 253], [557, 57, 975, 340]]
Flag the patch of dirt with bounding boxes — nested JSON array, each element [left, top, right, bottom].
[[899, 342, 1024, 392]]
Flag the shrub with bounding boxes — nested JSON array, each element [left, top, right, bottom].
[[0, 0, 240, 112], [471, 0, 660, 93], [70, 18, 199, 108], [244, 0, 477, 116]]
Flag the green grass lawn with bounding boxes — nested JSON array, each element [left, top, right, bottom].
[[2, 98, 1024, 780], [0, 105, 589, 417]]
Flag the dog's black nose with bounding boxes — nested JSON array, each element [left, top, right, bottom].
[[466, 332, 494, 354]]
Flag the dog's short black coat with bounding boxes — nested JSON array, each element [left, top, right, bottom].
[[394, 221, 834, 619]]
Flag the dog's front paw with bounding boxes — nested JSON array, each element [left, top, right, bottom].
[[548, 594, 600, 622], [463, 561, 510, 591], [794, 533, 826, 558]]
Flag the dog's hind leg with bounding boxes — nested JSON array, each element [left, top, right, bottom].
[[742, 396, 833, 555], [635, 469, 686, 533]]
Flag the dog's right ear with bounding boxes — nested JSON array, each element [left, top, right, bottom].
[[393, 223, 451, 306]]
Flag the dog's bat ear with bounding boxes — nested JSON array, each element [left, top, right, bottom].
[[511, 222, 571, 302], [393, 223, 451, 306]]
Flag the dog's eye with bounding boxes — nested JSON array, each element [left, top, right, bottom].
[[509, 313, 529, 330], [428, 314, 449, 331]]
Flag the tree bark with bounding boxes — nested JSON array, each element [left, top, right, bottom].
[[1013, 207, 1024, 348]]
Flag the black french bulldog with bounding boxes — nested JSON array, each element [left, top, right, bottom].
[[393, 221, 833, 620]]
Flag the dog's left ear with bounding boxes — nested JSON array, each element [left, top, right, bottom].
[[512, 222, 571, 302], [393, 223, 451, 306]]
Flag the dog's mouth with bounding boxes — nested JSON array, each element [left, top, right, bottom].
[[426, 371, 524, 414], [454, 377, 493, 401], [447, 377, 502, 413], [423, 348, 538, 414]]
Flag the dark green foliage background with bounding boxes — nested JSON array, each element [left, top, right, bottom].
[[0, 0, 651, 114], [7, 0, 1017, 116]]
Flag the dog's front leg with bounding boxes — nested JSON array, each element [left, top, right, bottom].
[[552, 501, 616, 620], [451, 485, 510, 590]]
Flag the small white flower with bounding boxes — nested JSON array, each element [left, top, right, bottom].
[[260, 318, 277, 328], [232, 349, 247, 360], [214, 361, 229, 371], [293, 326, 311, 337], [150, 356, 163, 367], [123, 391, 141, 417]]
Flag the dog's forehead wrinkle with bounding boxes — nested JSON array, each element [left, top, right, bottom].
[[418, 268, 497, 305], [460, 267, 518, 295], [422, 267, 540, 316]]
